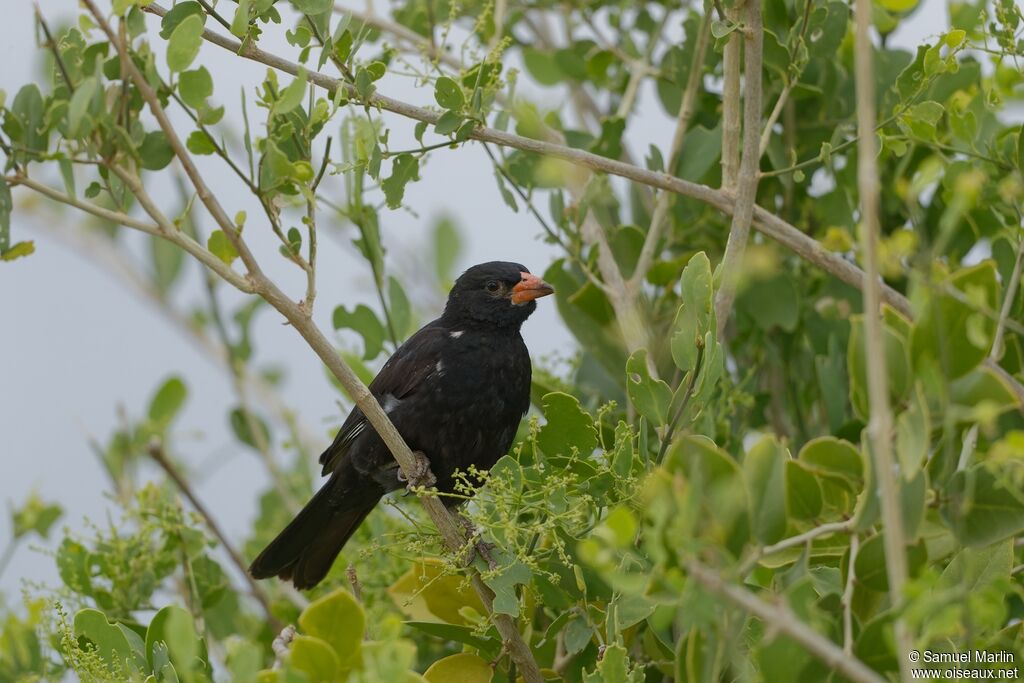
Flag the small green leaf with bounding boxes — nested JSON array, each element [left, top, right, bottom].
[[272, 69, 308, 116], [423, 653, 493, 683], [148, 376, 187, 425], [786, 460, 823, 521], [229, 407, 271, 451], [207, 229, 239, 265], [943, 464, 1024, 547], [12, 494, 63, 540], [291, 0, 333, 14], [74, 609, 139, 672], [434, 110, 463, 136], [1, 241, 35, 261], [670, 252, 713, 373], [139, 131, 175, 170], [166, 14, 205, 72], [537, 392, 599, 457], [626, 350, 672, 426], [186, 130, 217, 155], [744, 436, 788, 545], [381, 154, 420, 209], [388, 276, 412, 339], [298, 589, 365, 666], [179, 67, 213, 108], [333, 304, 387, 359], [289, 635, 340, 683], [433, 76, 465, 111]]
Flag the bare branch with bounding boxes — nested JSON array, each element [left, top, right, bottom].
[[686, 559, 886, 683], [852, 0, 912, 677], [630, 12, 712, 288], [148, 439, 285, 629], [715, 0, 764, 332]]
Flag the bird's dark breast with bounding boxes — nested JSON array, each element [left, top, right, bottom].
[[357, 330, 531, 497]]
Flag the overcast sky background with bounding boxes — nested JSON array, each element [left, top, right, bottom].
[[0, 0, 949, 596]]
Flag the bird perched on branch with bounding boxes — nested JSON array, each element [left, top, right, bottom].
[[250, 261, 554, 589]]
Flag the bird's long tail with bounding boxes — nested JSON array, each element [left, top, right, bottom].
[[249, 480, 381, 590]]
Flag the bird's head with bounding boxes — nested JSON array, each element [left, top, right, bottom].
[[442, 261, 554, 329]]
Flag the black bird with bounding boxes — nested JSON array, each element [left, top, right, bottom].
[[250, 261, 554, 589]]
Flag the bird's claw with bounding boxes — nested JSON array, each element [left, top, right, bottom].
[[398, 450, 436, 492], [458, 516, 496, 567]]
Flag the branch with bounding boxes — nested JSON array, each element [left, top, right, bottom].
[[720, 10, 742, 191], [148, 440, 285, 630], [715, 0, 764, 332], [6, 173, 255, 293], [852, 0, 912, 678], [842, 533, 860, 656], [630, 12, 712, 289], [685, 559, 886, 683]]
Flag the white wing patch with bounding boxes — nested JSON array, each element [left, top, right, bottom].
[[449, 330, 464, 339], [382, 393, 401, 413]]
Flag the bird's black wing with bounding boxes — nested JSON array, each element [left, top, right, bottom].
[[319, 322, 447, 475]]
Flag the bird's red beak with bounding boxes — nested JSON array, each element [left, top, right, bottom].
[[511, 272, 555, 305]]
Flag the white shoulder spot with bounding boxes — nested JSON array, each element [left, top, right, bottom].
[[449, 330, 464, 339], [381, 393, 401, 413], [435, 360, 444, 374]]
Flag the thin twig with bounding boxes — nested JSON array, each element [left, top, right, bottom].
[[852, 0, 912, 678], [686, 559, 885, 683], [630, 12, 712, 288], [148, 440, 284, 630], [842, 533, 860, 656]]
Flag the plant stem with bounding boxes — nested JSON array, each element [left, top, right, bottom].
[[852, 0, 912, 678], [715, 0, 764, 333]]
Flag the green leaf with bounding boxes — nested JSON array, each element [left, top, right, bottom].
[[298, 589, 364, 666], [230, 0, 251, 38], [482, 561, 531, 616], [798, 437, 864, 492], [433, 77, 465, 111], [67, 76, 98, 138], [289, 635, 340, 683], [207, 230, 238, 265], [148, 376, 187, 425], [388, 276, 412, 339], [74, 609, 140, 673], [12, 494, 63, 539], [272, 70, 307, 116], [333, 304, 387, 360], [179, 67, 213, 108], [139, 131, 175, 170], [389, 560, 485, 625], [786, 461, 823, 521], [382, 154, 420, 209], [291, 0, 333, 14], [744, 436, 788, 545], [537, 392, 599, 457], [229, 407, 271, 451], [736, 273, 800, 332], [0, 241, 35, 261], [670, 252, 714, 373], [166, 14, 205, 72], [159, 1, 203, 39], [433, 217, 461, 284], [910, 261, 999, 379], [942, 464, 1024, 547], [626, 350, 672, 426], [423, 653, 493, 683], [896, 384, 929, 478], [186, 130, 217, 155], [434, 110, 462, 136], [145, 605, 205, 674]]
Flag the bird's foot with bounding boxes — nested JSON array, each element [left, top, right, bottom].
[[397, 450, 437, 492], [458, 516, 497, 567]]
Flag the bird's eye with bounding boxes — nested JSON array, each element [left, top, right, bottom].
[[485, 281, 501, 293]]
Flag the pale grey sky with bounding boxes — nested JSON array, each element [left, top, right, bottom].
[[0, 0, 948, 595]]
